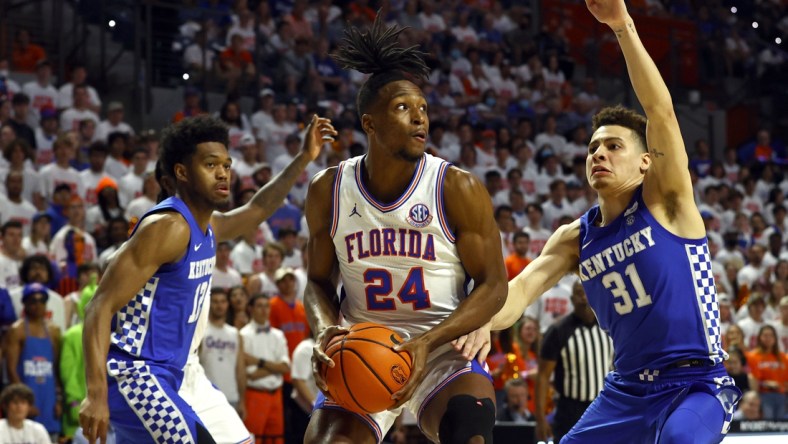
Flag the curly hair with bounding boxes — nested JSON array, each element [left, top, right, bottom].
[[0, 383, 35, 412], [159, 116, 229, 180], [592, 105, 648, 152], [20, 254, 53, 284], [332, 12, 430, 116]]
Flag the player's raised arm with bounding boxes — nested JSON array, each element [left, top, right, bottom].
[[587, 1, 694, 213], [79, 213, 190, 443], [302, 167, 347, 391], [210, 115, 337, 242], [490, 220, 581, 331]]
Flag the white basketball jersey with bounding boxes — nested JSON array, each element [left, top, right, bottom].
[[199, 322, 241, 403], [331, 154, 466, 340]]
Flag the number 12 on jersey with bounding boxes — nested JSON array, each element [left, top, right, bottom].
[[365, 267, 432, 311], [187, 281, 210, 323]]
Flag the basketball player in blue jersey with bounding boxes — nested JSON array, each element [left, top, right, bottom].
[[79, 115, 337, 444], [303, 15, 507, 444], [479, 1, 742, 442]]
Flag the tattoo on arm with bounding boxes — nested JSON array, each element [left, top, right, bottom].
[[650, 149, 665, 158], [249, 155, 309, 211], [614, 22, 636, 40]]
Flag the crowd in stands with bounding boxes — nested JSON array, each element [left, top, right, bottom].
[[0, 0, 787, 443]]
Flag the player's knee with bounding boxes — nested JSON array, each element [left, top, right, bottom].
[[438, 395, 495, 444], [660, 409, 718, 444]]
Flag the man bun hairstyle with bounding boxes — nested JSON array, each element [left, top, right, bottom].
[[332, 12, 430, 117], [592, 105, 648, 152], [160, 115, 229, 180]]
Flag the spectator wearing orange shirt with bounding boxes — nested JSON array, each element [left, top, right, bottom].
[[486, 327, 526, 408], [283, 0, 313, 41], [505, 231, 531, 280], [11, 30, 46, 73], [171, 87, 205, 123], [269, 268, 308, 360], [219, 33, 256, 94], [745, 324, 788, 419], [268, 267, 309, 444]]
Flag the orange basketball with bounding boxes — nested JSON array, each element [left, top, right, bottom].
[[322, 323, 413, 414]]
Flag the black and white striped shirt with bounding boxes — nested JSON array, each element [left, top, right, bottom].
[[540, 313, 614, 402]]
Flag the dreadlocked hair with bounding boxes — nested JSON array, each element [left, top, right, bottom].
[[332, 12, 430, 117]]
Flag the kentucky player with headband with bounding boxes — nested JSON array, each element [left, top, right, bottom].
[[303, 14, 508, 444], [79, 115, 336, 443], [481, 1, 741, 442]]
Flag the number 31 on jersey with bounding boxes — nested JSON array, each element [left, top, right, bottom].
[[601, 263, 653, 315]]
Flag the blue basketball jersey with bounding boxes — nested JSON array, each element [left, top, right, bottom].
[[578, 187, 726, 378], [107, 196, 216, 377]]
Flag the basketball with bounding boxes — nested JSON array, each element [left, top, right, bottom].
[[322, 323, 413, 414]]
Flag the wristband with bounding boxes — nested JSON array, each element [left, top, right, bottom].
[[257, 358, 266, 369]]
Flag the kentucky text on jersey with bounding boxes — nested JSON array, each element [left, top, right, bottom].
[[344, 228, 437, 264], [579, 226, 656, 280], [188, 257, 216, 280]]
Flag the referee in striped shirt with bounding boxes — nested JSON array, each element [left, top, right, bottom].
[[535, 281, 614, 443]]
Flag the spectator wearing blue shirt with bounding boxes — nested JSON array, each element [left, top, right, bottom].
[[312, 40, 347, 99], [45, 184, 71, 237]]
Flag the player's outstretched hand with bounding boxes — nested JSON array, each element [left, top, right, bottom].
[[535, 416, 553, 443], [391, 336, 429, 408], [451, 322, 492, 363], [312, 324, 349, 392], [79, 396, 109, 444], [585, 0, 630, 26], [302, 114, 338, 162]]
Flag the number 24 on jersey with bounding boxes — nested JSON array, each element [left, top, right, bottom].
[[364, 267, 432, 311]]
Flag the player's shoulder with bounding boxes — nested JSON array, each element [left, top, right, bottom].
[[553, 219, 581, 244], [443, 165, 484, 190], [310, 166, 340, 186], [132, 211, 190, 240], [307, 166, 340, 198]]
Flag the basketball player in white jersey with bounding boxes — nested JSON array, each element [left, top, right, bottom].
[[303, 16, 508, 444]]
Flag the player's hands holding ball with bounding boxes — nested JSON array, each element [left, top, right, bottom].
[[312, 324, 349, 392], [302, 114, 338, 162], [391, 335, 429, 408]]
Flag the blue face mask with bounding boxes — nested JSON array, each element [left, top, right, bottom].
[[450, 49, 461, 60], [486, 97, 496, 107], [519, 99, 530, 108]]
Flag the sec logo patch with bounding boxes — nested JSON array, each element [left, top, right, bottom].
[[407, 203, 433, 228]]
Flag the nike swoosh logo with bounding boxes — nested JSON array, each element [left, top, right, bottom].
[[194, 243, 202, 251], [582, 240, 593, 249]]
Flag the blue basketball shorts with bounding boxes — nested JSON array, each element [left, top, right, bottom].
[[107, 360, 207, 444], [561, 364, 741, 444]]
